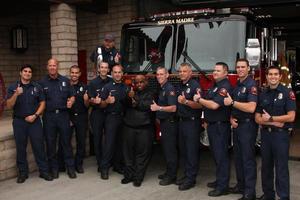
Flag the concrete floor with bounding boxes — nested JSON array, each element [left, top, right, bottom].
[[1, 146, 300, 200]]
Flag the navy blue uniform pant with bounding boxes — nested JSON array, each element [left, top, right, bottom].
[[160, 118, 178, 178], [100, 113, 123, 170], [261, 129, 290, 200], [43, 111, 74, 171], [178, 119, 200, 183], [13, 118, 49, 175], [233, 120, 257, 196], [207, 122, 230, 191], [90, 110, 106, 168], [70, 113, 88, 167]]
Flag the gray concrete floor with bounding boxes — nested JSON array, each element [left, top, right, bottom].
[[1, 146, 300, 200]]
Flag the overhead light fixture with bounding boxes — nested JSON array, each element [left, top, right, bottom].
[[11, 25, 28, 53]]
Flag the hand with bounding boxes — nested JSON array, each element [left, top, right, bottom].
[[150, 100, 160, 111], [272, 121, 284, 128], [262, 109, 271, 122], [128, 87, 135, 98], [202, 122, 208, 129], [67, 98, 73, 108], [105, 92, 115, 104], [25, 115, 36, 123], [83, 90, 89, 102], [114, 53, 121, 63], [230, 117, 238, 128], [178, 92, 186, 104], [193, 90, 201, 102], [15, 84, 23, 96], [224, 93, 233, 106], [94, 94, 101, 104]]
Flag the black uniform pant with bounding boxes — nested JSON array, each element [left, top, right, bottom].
[[100, 113, 123, 171], [178, 119, 200, 183], [122, 124, 153, 182], [233, 120, 257, 197], [12, 118, 49, 175], [70, 113, 88, 167], [43, 111, 74, 171], [90, 109, 106, 167], [261, 129, 290, 200], [160, 118, 178, 178], [207, 122, 230, 191]]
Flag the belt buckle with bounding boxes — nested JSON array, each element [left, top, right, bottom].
[[191, 117, 195, 120], [74, 113, 78, 116], [55, 109, 59, 114], [268, 127, 272, 132]]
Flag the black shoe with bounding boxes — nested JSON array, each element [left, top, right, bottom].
[[101, 170, 109, 180], [133, 181, 142, 187], [97, 167, 101, 172], [121, 178, 132, 184], [39, 173, 53, 181], [178, 181, 195, 191], [159, 176, 176, 186], [229, 185, 244, 194], [51, 170, 59, 179], [175, 176, 186, 185], [59, 166, 66, 172], [238, 195, 256, 200], [16, 174, 28, 183], [113, 167, 124, 175], [208, 189, 229, 197], [158, 173, 166, 180], [256, 195, 274, 200], [67, 168, 77, 179], [76, 166, 84, 174], [207, 180, 217, 188]]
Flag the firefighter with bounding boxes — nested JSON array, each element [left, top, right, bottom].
[[255, 65, 296, 200], [176, 63, 202, 191], [39, 58, 76, 179], [88, 61, 112, 173], [6, 64, 53, 183], [99, 65, 129, 180], [69, 65, 89, 173], [90, 33, 120, 71], [150, 67, 178, 186], [224, 59, 258, 200], [194, 62, 232, 197], [122, 75, 154, 187]]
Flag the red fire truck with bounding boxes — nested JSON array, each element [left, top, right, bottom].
[[119, 7, 280, 145]]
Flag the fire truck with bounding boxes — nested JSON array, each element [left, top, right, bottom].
[[119, 7, 284, 145]]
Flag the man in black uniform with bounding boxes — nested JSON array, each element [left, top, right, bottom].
[[6, 64, 53, 183], [150, 67, 178, 186], [255, 66, 296, 200], [176, 63, 202, 191], [90, 33, 120, 70], [100, 65, 129, 179], [88, 61, 112, 173], [69, 65, 89, 173], [194, 62, 232, 197], [122, 75, 154, 187], [224, 59, 258, 200], [39, 58, 76, 179]]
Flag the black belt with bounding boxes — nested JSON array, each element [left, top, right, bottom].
[[160, 116, 178, 122], [179, 116, 199, 121], [13, 115, 25, 120], [107, 112, 123, 116], [262, 127, 288, 133], [71, 112, 87, 116], [208, 121, 229, 125], [46, 109, 67, 114], [236, 118, 254, 123]]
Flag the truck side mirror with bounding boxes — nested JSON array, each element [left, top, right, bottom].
[[245, 38, 261, 68]]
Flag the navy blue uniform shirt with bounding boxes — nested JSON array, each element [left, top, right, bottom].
[[177, 78, 202, 118], [39, 74, 75, 112], [156, 81, 177, 119], [88, 76, 112, 110], [70, 82, 88, 114], [256, 83, 296, 129], [204, 78, 232, 122], [7, 81, 45, 118], [101, 81, 129, 114], [90, 46, 119, 70], [231, 76, 258, 120]]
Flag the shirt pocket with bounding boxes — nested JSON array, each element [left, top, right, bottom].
[[273, 98, 286, 115]]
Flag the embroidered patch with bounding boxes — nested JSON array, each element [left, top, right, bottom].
[[289, 91, 296, 101], [218, 88, 228, 97], [250, 86, 257, 95]]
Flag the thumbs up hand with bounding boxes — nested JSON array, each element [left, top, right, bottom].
[[262, 109, 271, 122], [106, 92, 115, 104], [224, 93, 233, 106], [67, 97, 73, 108], [83, 90, 89, 101], [114, 52, 121, 63], [150, 100, 160, 111], [128, 87, 135, 98], [94, 93, 101, 104], [178, 91, 186, 104], [15, 84, 23, 96], [193, 90, 201, 102]]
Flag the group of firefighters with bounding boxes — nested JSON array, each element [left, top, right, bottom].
[[5, 33, 296, 200]]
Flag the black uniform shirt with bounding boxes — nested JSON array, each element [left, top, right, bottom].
[[156, 81, 177, 119], [177, 78, 202, 118], [101, 80, 129, 114], [70, 82, 88, 114], [256, 83, 296, 129], [7, 81, 45, 118], [90, 45, 119, 70], [231, 76, 258, 120], [204, 78, 232, 122], [39, 74, 75, 112]]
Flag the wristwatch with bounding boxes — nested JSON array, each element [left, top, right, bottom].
[[231, 100, 235, 106], [159, 106, 163, 111], [34, 113, 39, 118]]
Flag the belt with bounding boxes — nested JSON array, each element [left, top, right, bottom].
[[71, 112, 87, 116], [160, 116, 178, 122], [107, 112, 123, 116], [262, 127, 288, 133], [179, 116, 199, 121], [13, 115, 25, 120], [46, 109, 67, 114], [208, 121, 229, 125], [236, 118, 254, 123]]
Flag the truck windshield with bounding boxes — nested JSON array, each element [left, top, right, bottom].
[[122, 25, 173, 73], [175, 18, 246, 72]]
